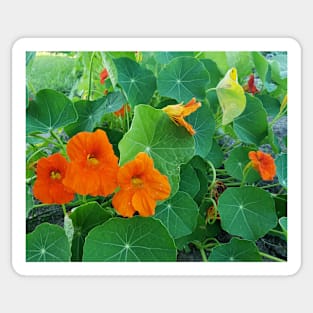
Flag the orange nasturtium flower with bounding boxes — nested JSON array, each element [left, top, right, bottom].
[[100, 68, 109, 84], [112, 152, 171, 217], [162, 98, 201, 135], [114, 104, 131, 117], [33, 153, 75, 204], [243, 74, 259, 95], [62, 129, 119, 196], [248, 151, 276, 181]]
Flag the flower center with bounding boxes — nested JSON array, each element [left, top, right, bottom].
[[131, 177, 144, 188], [87, 153, 99, 165], [50, 170, 61, 180]]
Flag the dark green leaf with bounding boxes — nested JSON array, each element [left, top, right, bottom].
[[155, 191, 199, 239], [251, 52, 269, 84], [114, 57, 156, 106], [186, 102, 216, 157], [208, 237, 262, 261], [179, 164, 200, 198], [70, 202, 112, 261], [218, 187, 277, 240], [256, 94, 281, 118], [157, 57, 210, 102], [83, 217, 176, 261], [199, 58, 222, 88], [26, 223, 71, 262], [224, 147, 260, 183], [26, 89, 78, 134], [204, 139, 224, 168], [275, 153, 287, 188], [233, 94, 268, 145]]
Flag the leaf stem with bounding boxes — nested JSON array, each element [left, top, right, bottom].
[[199, 248, 209, 262], [50, 130, 67, 156], [259, 251, 286, 262], [61, 204, 67, 216], [207, 160, 217, 191], [87, 52, 96, 101]]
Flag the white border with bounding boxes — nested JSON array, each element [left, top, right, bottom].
[[12, 38, 301, 276]]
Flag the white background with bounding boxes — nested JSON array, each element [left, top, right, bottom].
[[1, 1, 311, 312]]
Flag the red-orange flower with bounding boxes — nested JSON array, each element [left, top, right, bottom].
[[100, 68, 109, 84], [248, 151, 276, 181], [162, 98, 201, 135], [63, 129, 119, 196], [112, 152, 171, 217], [243, 74, 259, 95], [114, 104, 131, 117], [33, 153, 75, 204]]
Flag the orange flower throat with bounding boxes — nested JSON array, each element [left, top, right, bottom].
[[131, 177, 144, 188], [87, 153, 99, 165], [50, 170, 61, 180]]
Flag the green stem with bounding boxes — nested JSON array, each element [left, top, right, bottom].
[[199, 248, 209, 262], [268, 229, 287, 238], [87, 52, 96, 101], [260, 183, 281, 189], [50, 130, 67, 156], [61, 204, 67, 216], [259, 251, 285, 262], [207, 160, 217, 191]]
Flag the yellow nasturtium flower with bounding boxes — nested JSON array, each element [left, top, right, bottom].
[[216, 67, 246, 125]]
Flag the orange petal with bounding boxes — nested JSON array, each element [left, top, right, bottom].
[[181, 98, 201, 117], [112, 189, 136, 217], [132, 189, 156, 217]]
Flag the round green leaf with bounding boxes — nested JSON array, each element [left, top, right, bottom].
[[179, 164, 200, 198], [157, 56, 210, 102], [224, 147, 260, 183], [114, 57, 156, 107], [275, 153, 287, 189], [154, 52, 194, 64], [208, 237, 262, 262], [70, 201, 112, 261], [186, 102, 216, 157], [233, 94, 268, 145], [118, 105, 195, 195], [26, 223, 71, 262], [82, 217, 176, 262], [155, 191, 199, 239], [218, 187, 277, 241], [26, 89, 78, 134], [204, 139, 224, 168]]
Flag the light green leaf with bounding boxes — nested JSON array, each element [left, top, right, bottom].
[[208, 237, 262, 262], [64, 215, 74, 246], [26, 89, 78, 134], [26, 223, 71, 262], [118, 105, 195, 195], [155, 191, 199, 239], [157, 56, 210, 102], [216, 68, 246, 125], [154, 52, 194, 64], [218, 187, 277, 241], [100, 52, 118, 88], [279, 217, 287, 233], [251, 52, 269, 84], [83, 217, 176, 261]]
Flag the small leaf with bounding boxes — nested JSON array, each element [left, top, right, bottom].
[[204, 139, 224, 169], [279, 217, 287, 233], [83, 217, 176, 261], [155, 191, 199, 239], [26, 89, 78, 134], [26, 223, 71, 262], [157, 57, 210, 102], [218, 187, 277, 241], [64, 215, 74, 246], [208, 237, 262, 262]]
